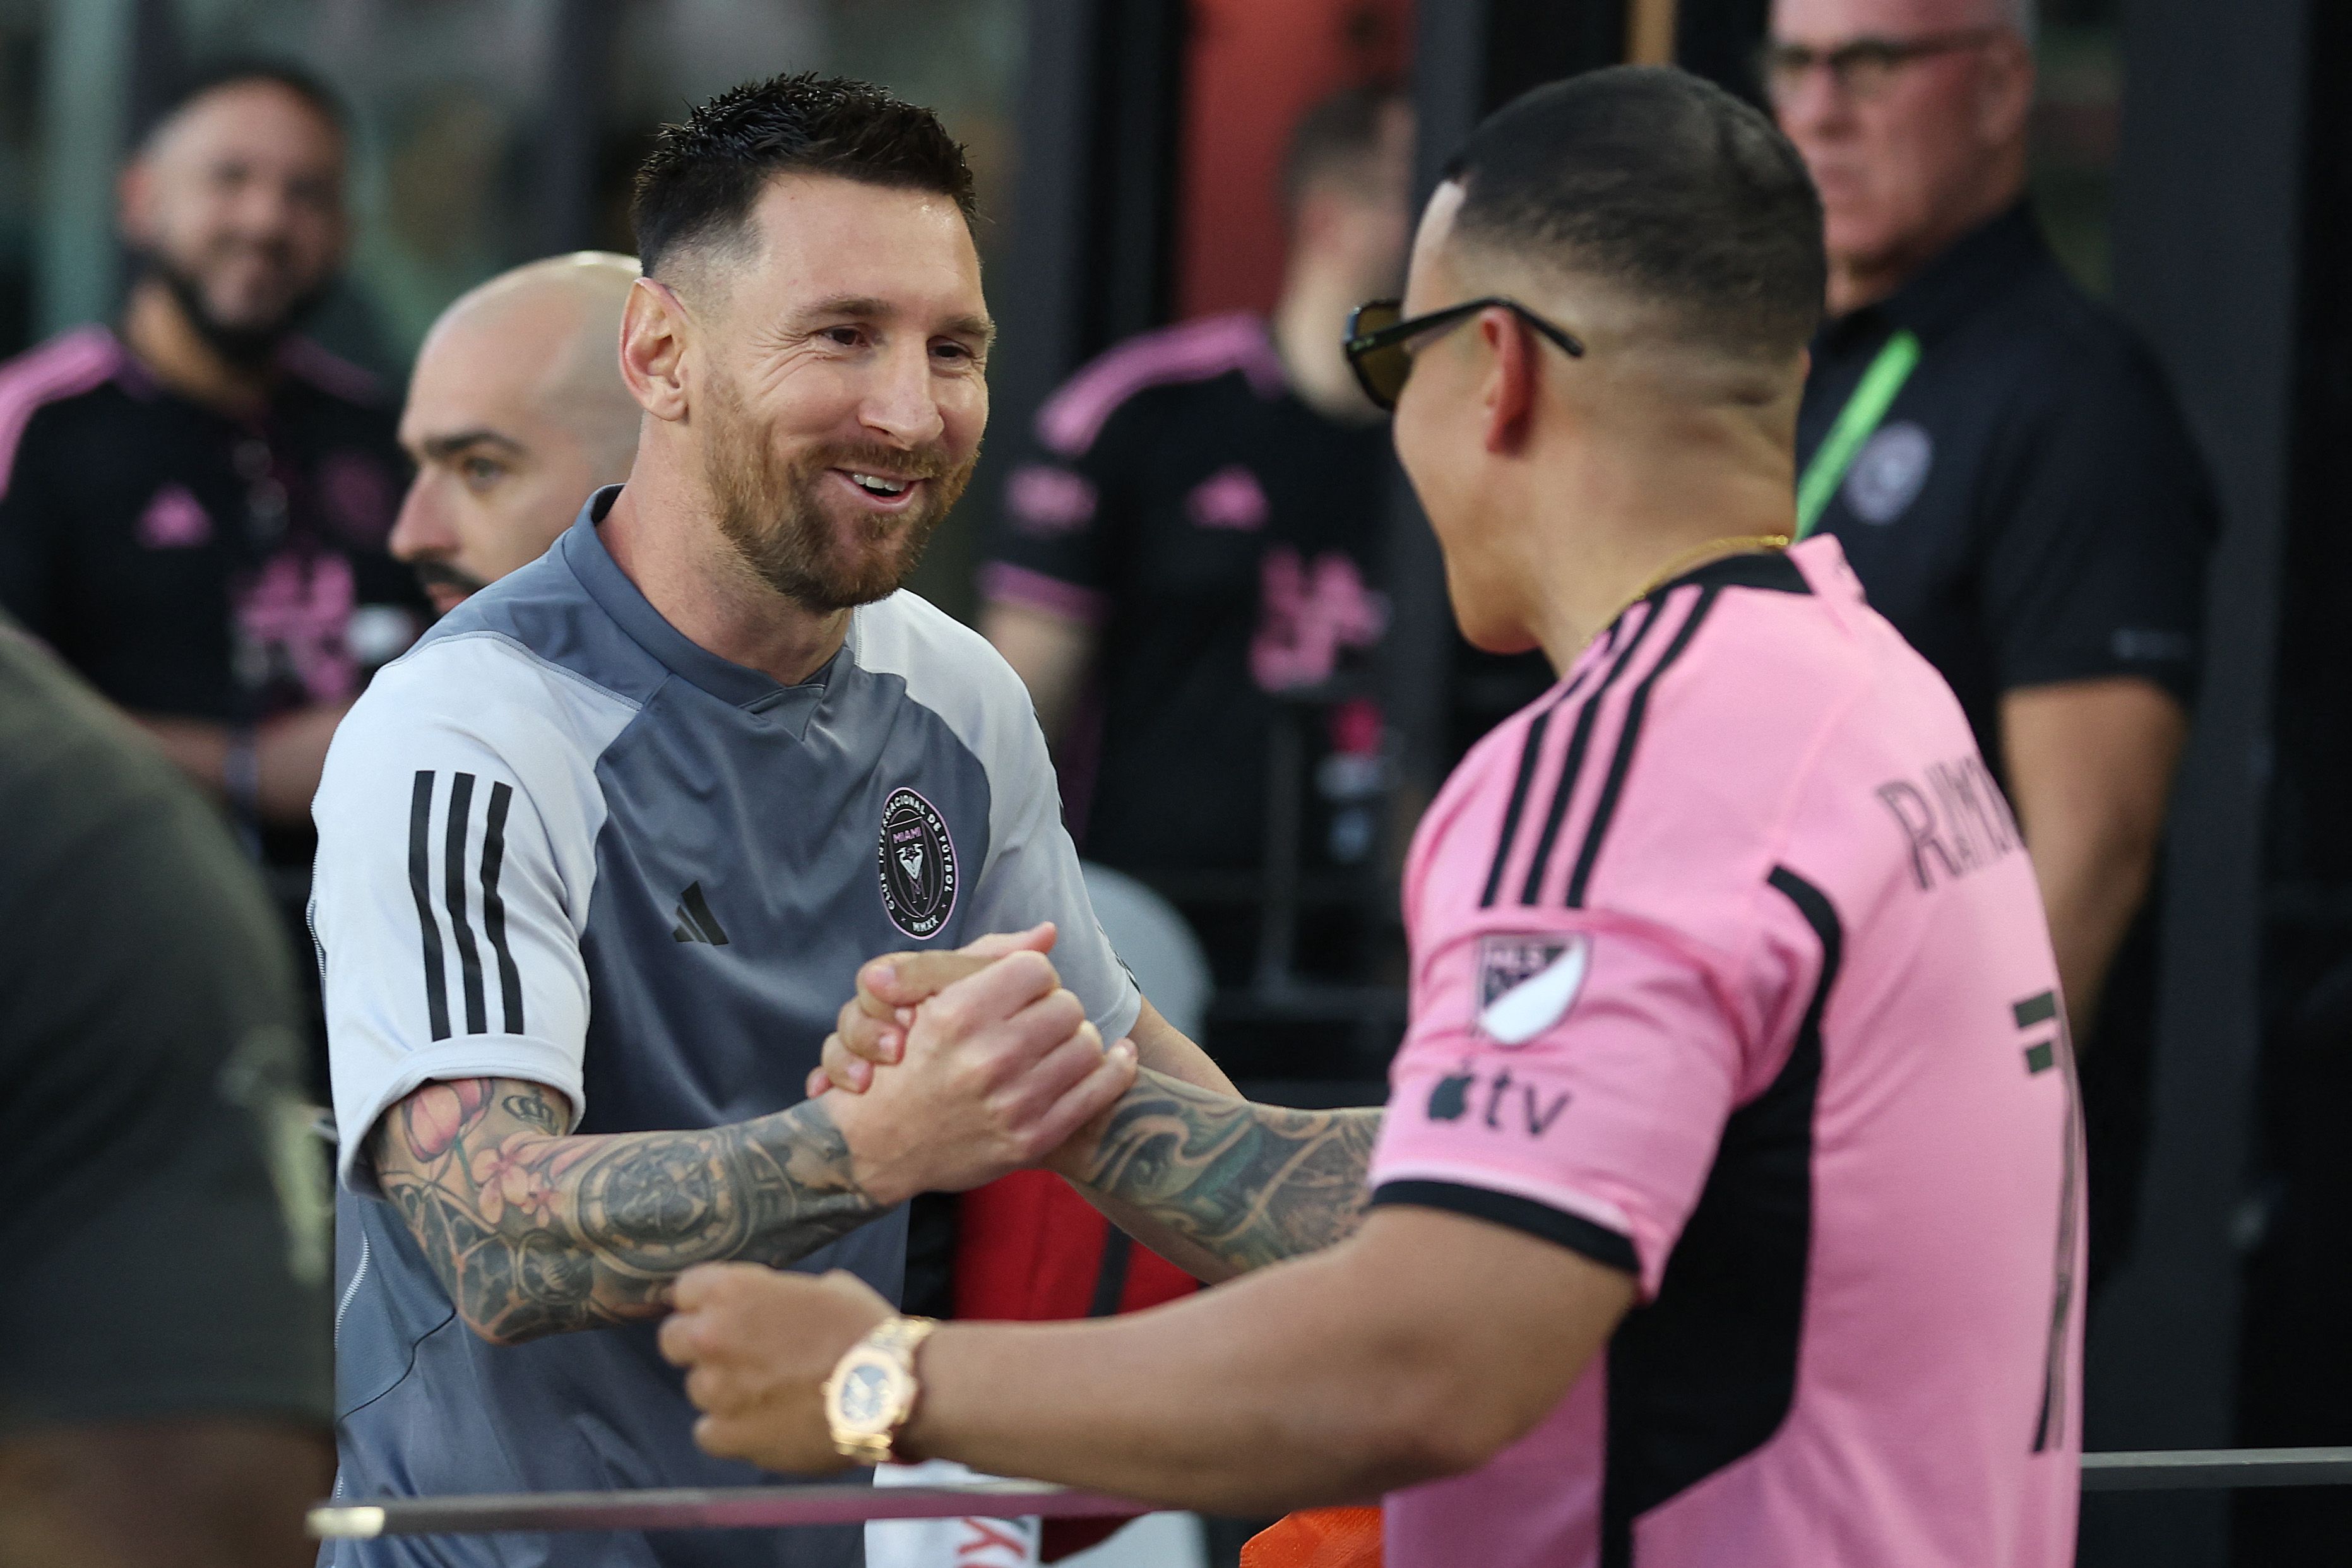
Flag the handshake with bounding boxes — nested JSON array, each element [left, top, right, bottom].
[[807, 921, 1147, 1209]]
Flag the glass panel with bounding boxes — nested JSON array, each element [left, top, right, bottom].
[[0, 0, 45, 356], [2031, 0, 2123, 297]]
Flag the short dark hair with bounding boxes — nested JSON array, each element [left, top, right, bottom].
[[1440, 66, 1825, 360], [141, 58, 350, 146], [1283, 81, 1408, 210], [632, 73, 976, 280]]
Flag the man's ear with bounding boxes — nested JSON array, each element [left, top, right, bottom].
[[1479, 306, 1536, 455], [1977, 35, 2036, 146], [620, 277, 693, 422]]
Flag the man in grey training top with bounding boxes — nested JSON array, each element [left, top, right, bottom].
[[311, 74, 1211, 1567]]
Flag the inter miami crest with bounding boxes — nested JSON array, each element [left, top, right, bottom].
[[877, 787, 958, 939]]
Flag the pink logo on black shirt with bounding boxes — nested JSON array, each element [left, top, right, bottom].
[[136, 484, 213, 549], [1006, 464, 1099, 536], [1251, 549, 1387, 691], [1187, 465, 1270, 532], [236, 552, 357, 704]]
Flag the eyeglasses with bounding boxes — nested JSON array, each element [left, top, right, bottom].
[[1343, 297, 1586, 413], [1757, 27, 2004, 104]]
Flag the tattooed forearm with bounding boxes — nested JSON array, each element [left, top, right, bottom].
[[1071, 1069, 1382, 1278], [368, 1079, 882, 1345]]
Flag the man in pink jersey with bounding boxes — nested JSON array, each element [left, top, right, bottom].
[[658, 66, 2084, 1568]]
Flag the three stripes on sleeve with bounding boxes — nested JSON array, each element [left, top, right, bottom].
[[406, 769, 525, 1040]]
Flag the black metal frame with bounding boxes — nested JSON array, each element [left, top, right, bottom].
[[2076, 1, 2318, 1563]]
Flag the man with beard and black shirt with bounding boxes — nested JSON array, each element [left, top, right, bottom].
[[0, 61, 423, 1066]]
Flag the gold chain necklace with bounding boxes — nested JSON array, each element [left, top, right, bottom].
[[1599, 533, 1793, 635]]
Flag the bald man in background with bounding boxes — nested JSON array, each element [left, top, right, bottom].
[[390, 251, 641, 614], [1764, 0, 2216, 1287]]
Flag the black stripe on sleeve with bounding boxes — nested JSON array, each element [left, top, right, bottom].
[[1520, 600, 1666, 904], [1478, 660, 1611, 908], [445, 771, 487, 1035], [407, 770, 451, 1042], [1565, 586, 1723, 908], [481, 781, 525, 1035], [1370, 1179, 1640, 1274], [1479, 708, 1555, 909]]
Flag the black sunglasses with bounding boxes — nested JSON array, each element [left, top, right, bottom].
[[1343, 297, 1586, 412]]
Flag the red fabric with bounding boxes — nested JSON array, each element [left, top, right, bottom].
[[952, 1169, 1197, 1321], [953, 1171, 1199, 1563], [1240, 1508, 1383, 1568]]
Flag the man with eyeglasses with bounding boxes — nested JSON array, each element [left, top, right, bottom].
[[662, 66, 2081, 1568], [1766, 0, 2215, 1288]]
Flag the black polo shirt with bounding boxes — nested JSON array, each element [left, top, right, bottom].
[[1800, 203, 2216, 1288], [1797, 203, 2217, 776]]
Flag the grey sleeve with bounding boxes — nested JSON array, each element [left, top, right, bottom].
[[965, 678, 1145, 1043]]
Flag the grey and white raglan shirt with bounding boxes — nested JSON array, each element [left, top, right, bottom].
[[312, 487, 1139, 1568]]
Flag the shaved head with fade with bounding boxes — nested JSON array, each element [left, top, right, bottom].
[[1440, 68, 1825, 376], [391, 251, 644, 614], [1386, 68, 1826, 656]]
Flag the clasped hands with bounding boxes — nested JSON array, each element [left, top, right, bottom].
[[660, 923, 1124, 1475]]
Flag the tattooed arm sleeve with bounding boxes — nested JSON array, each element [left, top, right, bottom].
[[1063, 1069, 1383, 1283], [367, 1079, 883, 1345]]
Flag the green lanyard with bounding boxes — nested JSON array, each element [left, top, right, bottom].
[[1795, 329, 1921, 538]]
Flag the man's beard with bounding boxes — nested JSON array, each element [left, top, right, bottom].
[[701, 373, 973, 613], [142, 246, 330, 368]]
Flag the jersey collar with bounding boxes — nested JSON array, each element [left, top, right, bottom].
[[1819, 200, 2045, 354], [561, 485, 840, 720]]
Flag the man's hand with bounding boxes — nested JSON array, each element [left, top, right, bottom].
[[659, 1263, 894, 1475], [824, 947, 1137, 1204], [807, 924, 1053, 1100]]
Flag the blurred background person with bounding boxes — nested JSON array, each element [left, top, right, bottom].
[[0, 619, 332, 1568], [0, 59, 424, 1088], [980, 81, 1412, 1081], [389, 251, 641, 614], [1766, 0, 2215, 1288]]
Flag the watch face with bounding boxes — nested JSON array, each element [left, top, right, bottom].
[[839, 1360, 896, 1428]]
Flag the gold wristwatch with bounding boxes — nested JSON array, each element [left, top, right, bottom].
[[823, 1315, 939, 1464]]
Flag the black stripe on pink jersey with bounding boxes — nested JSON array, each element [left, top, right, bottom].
[[1479, 552, 1812, 911], [1598, 863, 1840, 1567], [1514, 599, 1668, 905], [1366, 1179, 1640, 1273], [1477, 648, 1611, 908], [1565, 586, 1725, 908]]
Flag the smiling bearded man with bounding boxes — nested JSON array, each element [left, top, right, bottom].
[[305, 73, 1197, 1568]]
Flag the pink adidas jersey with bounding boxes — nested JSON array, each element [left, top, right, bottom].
[[1368, 537, 2082, 1568]]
